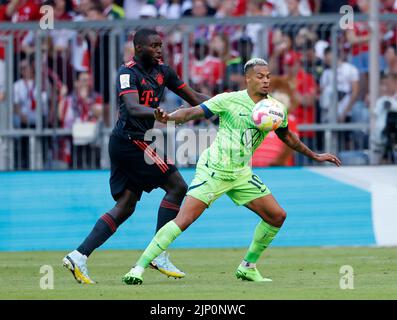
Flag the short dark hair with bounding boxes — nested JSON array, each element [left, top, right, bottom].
[[244, 58, 268, 74], [134, 28, 160, 47], [324, 46, 332, 56]]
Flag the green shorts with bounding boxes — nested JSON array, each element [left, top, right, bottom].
[[186, 164, 271, 207]]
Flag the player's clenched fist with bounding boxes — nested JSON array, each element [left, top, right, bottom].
[[154, 108, 169, 123]]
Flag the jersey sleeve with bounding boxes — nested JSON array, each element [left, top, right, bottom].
[[199, 92, 231, 118], [279, 102, 289, 129], [117, 67, 138, 96], [164, 65, 186, 91]]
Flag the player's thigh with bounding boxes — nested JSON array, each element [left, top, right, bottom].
[[174, 195, 208, 231], [160, 169, 188, 197], [245, 194, 287, 227], [186, 166, 231, 207], [226, 173, 271, 206]]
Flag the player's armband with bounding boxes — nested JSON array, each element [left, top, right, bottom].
[[200, 104, 214, 119]]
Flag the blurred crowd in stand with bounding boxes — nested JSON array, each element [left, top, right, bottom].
[[1, 0, 397, 169]]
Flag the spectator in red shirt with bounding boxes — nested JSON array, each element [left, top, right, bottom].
[[282, 50, 317, 140], [0, 2, 9, 21], [190, 38, 225, 95], [6, 0, 41, 22]]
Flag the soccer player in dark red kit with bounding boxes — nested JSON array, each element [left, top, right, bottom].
[[63, 28, 209, 284]]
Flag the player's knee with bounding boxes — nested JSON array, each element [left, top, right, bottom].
[[111, 204, 136, 225], [168, 181, 188, 202], [275, 209, 287, 226], [178, 181, 188, 196]]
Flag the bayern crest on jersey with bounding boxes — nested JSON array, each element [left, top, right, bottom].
[[156, 73, 164, 85]]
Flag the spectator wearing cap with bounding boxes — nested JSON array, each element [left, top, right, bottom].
[[159, 0, 190, 19], [139, 3, 158, 18]]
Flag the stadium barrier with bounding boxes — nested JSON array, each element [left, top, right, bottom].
[[1, 14, 397, 170], [1, 166, 397, 251]]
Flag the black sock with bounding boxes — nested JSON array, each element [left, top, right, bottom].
[[156, 199, 180, 232], [77, 213, 118, 257]]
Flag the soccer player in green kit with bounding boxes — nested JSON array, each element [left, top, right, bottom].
[[122, 58, 341, 284]]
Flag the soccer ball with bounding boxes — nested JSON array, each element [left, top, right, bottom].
[[252, 98, 285, 132]]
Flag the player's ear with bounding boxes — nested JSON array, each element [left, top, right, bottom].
[[245, 73, 250, 84]]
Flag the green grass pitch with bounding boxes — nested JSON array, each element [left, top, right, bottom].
[[0, 247, 396, 300]]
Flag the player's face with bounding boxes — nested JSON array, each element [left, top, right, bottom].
[[246, 65, 271, 96], [141, 35, 163, 65]]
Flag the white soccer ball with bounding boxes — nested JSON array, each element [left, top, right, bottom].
[[252, 98, 285, 132]]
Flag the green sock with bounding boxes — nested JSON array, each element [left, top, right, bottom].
[[136, 221, 182, 268], [243, 220, 280, 264]]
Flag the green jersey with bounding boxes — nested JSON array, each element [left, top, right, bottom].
[[199, 90, 288, 178]]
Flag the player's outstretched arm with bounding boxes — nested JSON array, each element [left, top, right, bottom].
[[275, 126, 342, 166], [122, 92, 156, 119], [176, 85, 211, 106], [154, 106, 205, 125]]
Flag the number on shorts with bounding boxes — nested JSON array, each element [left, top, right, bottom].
[[248, 175, 267, 192]]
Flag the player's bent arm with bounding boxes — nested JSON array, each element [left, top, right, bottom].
[[275, 126, 342, 166], [176, 85, 211, 106], [168, 106, 206, 124], [275, 126, 317, 160], [122, 92, 155, 119]]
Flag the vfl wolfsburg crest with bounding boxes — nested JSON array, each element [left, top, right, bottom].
[[241, 127, 263, 149]]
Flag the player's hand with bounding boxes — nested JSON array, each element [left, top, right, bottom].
[[313, 153, 342, 167], [154, 108, 169, 123]]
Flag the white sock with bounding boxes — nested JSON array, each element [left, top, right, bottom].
[[156, 251, 166, 259], [71, 250, 86, 261], [241, 260, 256, 268], [134, 265, 145, 274]]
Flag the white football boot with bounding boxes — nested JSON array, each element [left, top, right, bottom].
[[149, 251, 186, 278], [62, 250, 96, 284]]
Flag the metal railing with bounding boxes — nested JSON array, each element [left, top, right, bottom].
[[0, 13, 395, 170]]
